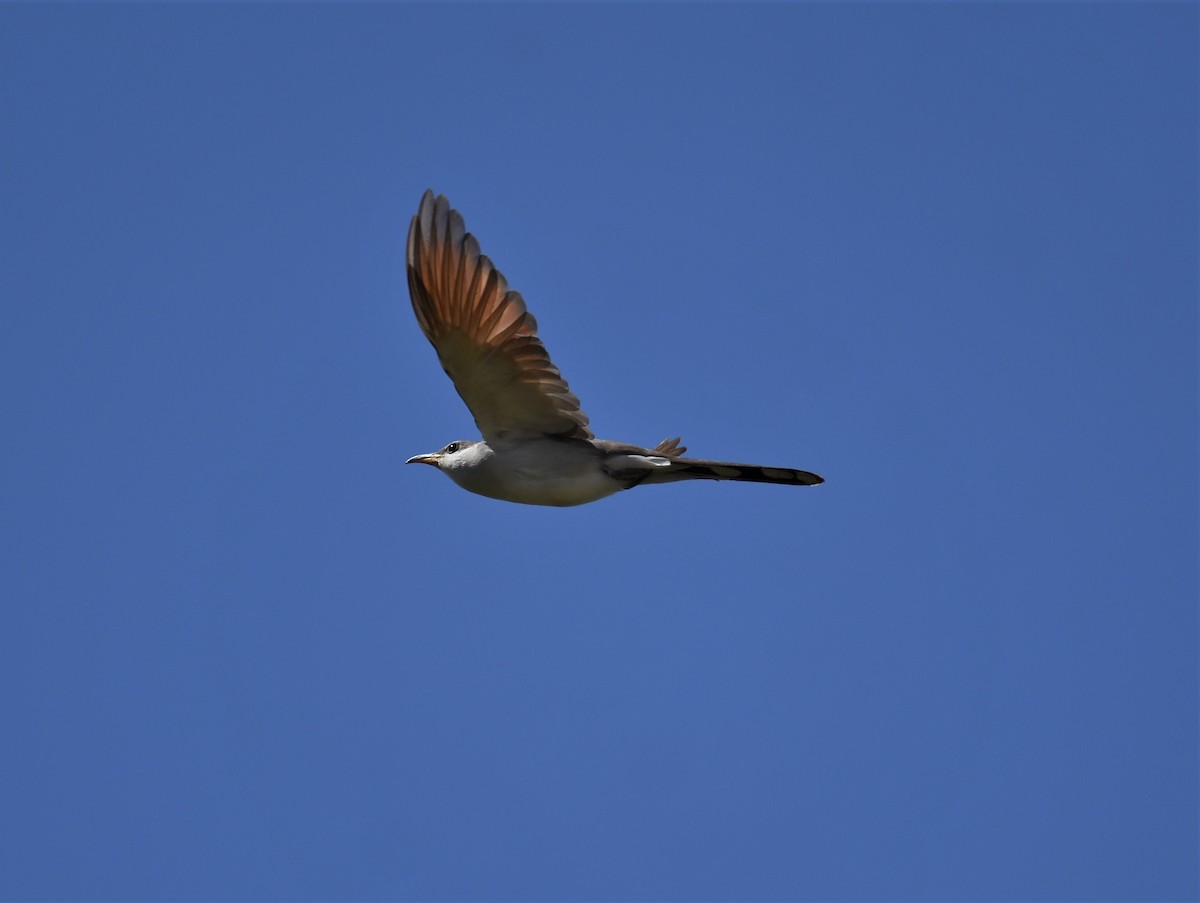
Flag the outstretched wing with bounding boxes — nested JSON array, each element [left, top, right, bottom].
[[406, 190, 592, 442]]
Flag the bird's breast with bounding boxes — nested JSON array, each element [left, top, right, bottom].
[[446, 439, 622, 507]]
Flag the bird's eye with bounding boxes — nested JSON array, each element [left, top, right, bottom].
[[445, 442, 459, 454]]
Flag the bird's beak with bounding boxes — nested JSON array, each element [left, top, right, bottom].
[[406, 453, 440, 467]]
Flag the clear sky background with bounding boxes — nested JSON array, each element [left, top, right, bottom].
[[1, 4, 1196, 901]]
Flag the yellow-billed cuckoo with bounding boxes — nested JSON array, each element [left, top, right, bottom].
[[405, 190, 823, 506]]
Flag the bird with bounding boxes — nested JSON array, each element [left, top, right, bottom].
[[404, 190, 823, 507]]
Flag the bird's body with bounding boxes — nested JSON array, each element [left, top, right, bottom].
[[411, 436, 820, 508], [414, 438, 625, 507], [404, 190, 823, 506]]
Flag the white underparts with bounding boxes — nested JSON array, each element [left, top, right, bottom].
[[604, 454, 672, 470]]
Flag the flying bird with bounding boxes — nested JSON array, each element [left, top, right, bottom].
[[405, 190, 823, 506]]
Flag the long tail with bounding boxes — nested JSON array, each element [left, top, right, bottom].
[[640, 457, 823, 487], [597, 437, 824, 488]]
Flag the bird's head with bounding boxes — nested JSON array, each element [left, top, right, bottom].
[[405, 440, 482, 471]]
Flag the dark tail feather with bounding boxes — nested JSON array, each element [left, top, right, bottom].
[[642, 457, 823, 487]]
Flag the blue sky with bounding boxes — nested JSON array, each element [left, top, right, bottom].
[[1, 3, 1196, 900]]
